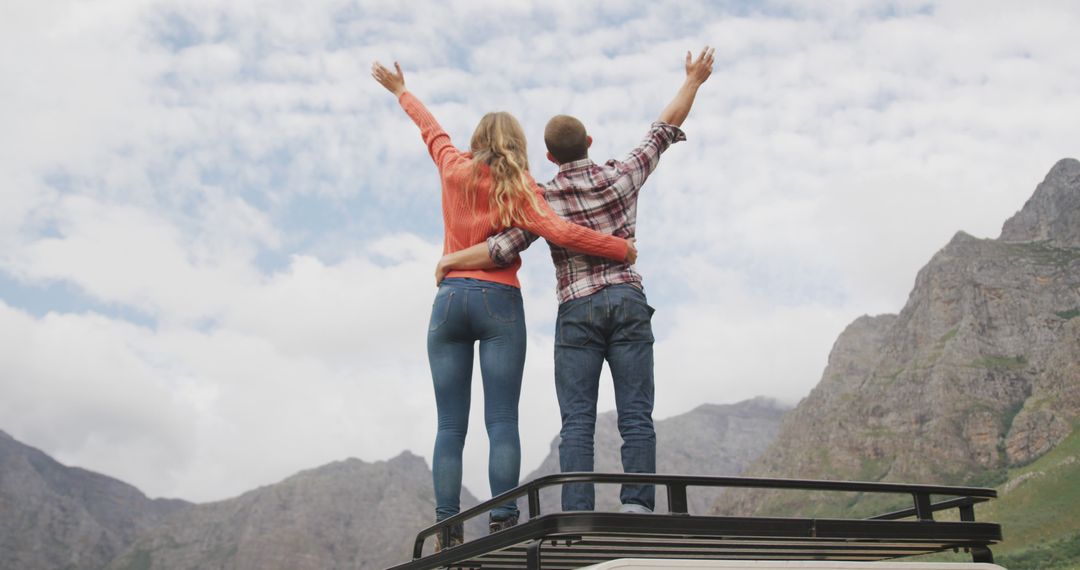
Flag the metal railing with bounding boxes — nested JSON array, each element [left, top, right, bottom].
[[412, 472, 998, 560]]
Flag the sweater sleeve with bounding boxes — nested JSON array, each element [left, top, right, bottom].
[[398, 91, 466, 171], [514, 182, 629, 262]]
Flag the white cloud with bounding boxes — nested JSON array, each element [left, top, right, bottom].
[[652, 257, 851, 412], [0, 303, 195, 490], [6, 195, 267, 323], [1, 0, 1079, 503]]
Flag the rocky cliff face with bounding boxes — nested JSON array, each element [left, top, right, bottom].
[[523, 397, 788, 516], [106, 452, 480, 570], [715, 159, 1080, 517], [1, 399, 783, 570], [1001, 158, 1080, 248], [0, 430, 190, 570]]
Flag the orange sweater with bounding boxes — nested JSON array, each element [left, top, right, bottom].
[[399, 92, 629, 288]]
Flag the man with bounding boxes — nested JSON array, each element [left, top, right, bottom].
[[437, 47, 714, 513]]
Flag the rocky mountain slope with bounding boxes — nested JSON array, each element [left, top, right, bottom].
[[0, 429, 190, 570], [2, 397, 785, 570], [105, 451, 481, 570], [714, 158, 1080, 518], [523, 397, 788, 516]]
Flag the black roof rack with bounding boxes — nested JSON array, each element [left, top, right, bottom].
[[386, 473, 1001, 570]]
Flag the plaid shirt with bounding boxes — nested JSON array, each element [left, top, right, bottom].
[[487, 122, 686, 303]]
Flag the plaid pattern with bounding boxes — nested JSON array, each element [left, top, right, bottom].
[[487, 122, 686, 303]]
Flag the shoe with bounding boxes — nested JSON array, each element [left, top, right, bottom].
[[618, 503, 652, 514], [489, 513, 519, 534], [434, 523, 464, 551]]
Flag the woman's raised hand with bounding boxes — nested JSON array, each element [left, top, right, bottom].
[[371, 61, 406, 97]]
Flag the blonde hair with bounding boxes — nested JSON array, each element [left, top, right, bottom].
[[468, 112, 546, 229]]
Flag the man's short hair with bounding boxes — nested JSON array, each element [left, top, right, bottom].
[[544, 115, 588, 164]]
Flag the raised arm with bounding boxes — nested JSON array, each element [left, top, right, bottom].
[[657, 46, 714, 127], [371, 61, 465, 171], [611, 47, 712, 195]]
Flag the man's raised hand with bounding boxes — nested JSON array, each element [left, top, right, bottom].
[[371, 61, 406, 97], [685, 46, 714, 86]]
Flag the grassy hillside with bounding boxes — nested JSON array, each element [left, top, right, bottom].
[[912, 424, 1080, 568], [980, 423, 1080, 569]]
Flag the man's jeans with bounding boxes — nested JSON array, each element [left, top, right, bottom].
[[428, 278, 525, 522], [554, 284, 656, 511]]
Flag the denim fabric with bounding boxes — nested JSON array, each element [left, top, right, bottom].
[[428, 278, 525, 522], [554, 284, 656, 511]]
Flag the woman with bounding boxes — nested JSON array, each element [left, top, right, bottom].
[[371, 61, 635, 547]]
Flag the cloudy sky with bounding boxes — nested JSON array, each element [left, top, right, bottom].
[[1, 0, 1078, 503]]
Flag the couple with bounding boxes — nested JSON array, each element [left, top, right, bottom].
[[371, 46, 713, 549]]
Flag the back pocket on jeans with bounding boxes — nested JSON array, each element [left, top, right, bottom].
[[557, 298, 595, 346], [616, 297, 655, 343], [482, 288, 520, 323], [429, 290, 454, 331]]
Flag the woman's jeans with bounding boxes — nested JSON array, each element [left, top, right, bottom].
[[428, 278, 524, 522]]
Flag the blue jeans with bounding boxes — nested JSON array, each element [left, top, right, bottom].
[[554, 284, 656, 511], [428, 278, 524, 522]]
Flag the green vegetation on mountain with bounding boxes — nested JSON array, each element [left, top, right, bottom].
[[913, 423, 1080, 568], [997, 534, 1080, 570], [980, 423, 1080, 568], [970, 355, 1028, 370]]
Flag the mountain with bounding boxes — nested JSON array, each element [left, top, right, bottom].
[[105, 451, 482, 570], [522, 397, 788, 516], [1, 399, 784, 570], [712, 159, 1080, 531], [1000, 158, 1080, 248], [0, 429, 190, 570], [0, 400, 784, 570]]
